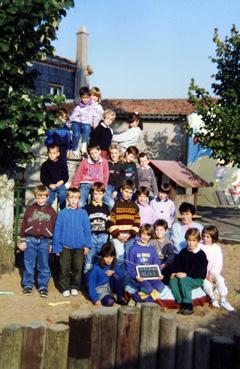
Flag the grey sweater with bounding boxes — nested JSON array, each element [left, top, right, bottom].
[[137, 166, 158, 197]]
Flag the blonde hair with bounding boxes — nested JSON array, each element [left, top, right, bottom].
[[33, 185, 48, 198], [91, 86, 102, 102], [103, 109, 116, 120], [108, 143, 123, 161]]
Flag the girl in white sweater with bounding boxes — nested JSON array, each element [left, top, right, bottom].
[[201, 225, 234, 311]]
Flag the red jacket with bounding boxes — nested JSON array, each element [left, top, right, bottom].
[[72, 156, 109, 187]]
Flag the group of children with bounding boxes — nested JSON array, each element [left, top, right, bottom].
[[18, 86, 234, 315]]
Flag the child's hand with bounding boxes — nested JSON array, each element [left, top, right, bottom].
[[18, 242, 27, 251], [160, 263, 166, 270], [112, 191, 118, 199], [49, 184, 56, 190], [158, 275, 164, 280], [105, 270, 115, 277], [56, 253, 60, 256], [176, 272, 187, 279], [207, 273, 216, 283], [95, 300, 101, 306], [117, 234, 128, 242], [83, 247, 90, 256], [56, 180, 64, 188], [136, 276, 144, 282], [170, 273, 176, 279]]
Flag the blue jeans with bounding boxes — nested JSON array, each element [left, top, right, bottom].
[[48, 185, 67, 209], [103, 185, 115, 210], [72, 122, 91, 151], [22, 237, 51, 290], [79, 183, 92, 207], [84, 233, 108, 272]]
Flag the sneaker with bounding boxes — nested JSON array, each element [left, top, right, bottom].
[[71, 289, 78, 296], [81, 143, 87, 154], [220, 300, 235, 311], [39, 288, 48, 298], [23, 287, 33, 295], [182, 308, 193, 315], [211, 299, 220, 308], [62, 290, 70, 297]]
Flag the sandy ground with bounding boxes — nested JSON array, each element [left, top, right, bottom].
[[0, 243, 240, 337]]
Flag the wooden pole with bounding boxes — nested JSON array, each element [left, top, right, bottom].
[[91, 307, 118, 369], [139, 303, 160, 369], [0, 324, 23, 369], [176, 325, 194, 369], [44, 323, 69, 369], [67, 309, 93, 369], [116, 306, 141, 369], [158, 314, 177, 369], [210, 336, 235, 369], [193, 328, 211, 369], [21, 322, 47, 369]]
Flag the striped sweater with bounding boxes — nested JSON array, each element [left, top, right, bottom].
[[109, 199, 140, 238]]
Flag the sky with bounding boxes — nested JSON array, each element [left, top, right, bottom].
[[53, 0, 240, 99]]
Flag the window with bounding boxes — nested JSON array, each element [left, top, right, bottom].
[[49, 83, 63, 96]]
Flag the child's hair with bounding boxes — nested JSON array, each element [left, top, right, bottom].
[[91, 182, 105, 194], [185, 228, 201, 241], [159, 183, 171, 194], [58, 108, 68, 119], [127, 112, 143, 130], [138, 152, 148, 162], [87, 144, 101, 153], [91, 86, 102, 101], [154, 219, 168, 231], [103, 109, 116, 120], [179, 202, 196, 215], [108, 143, 123, 161], [33, 185, 48, 197], [79, 86, 91, 97], [139, 223, 154, 238], [125, 145, 139, 157], [67, 188, 80, 197], [136, 186, 150, 198], [47, 144, 60, 153], [99, 242, 116, 268], [121, 179, 135, 191], [202, 225, 219, 243]]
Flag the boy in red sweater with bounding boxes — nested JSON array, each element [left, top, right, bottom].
[[18, 185, 56, 297]]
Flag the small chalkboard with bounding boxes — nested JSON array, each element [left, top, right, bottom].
[[136, 264, 161, 280]]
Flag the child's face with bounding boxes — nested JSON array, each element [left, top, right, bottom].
[[121, 187, 133, 201], [140, 231, 151, 244], [125, 152, 135, 163], [181, 211, 193, 225], [155, 226, 166, 240], [92, 190, 104, 204], [89, 148, 101, 162], [48, 148, 60, 162], [159, 191, 168, 201], [139, 156, 149, 168], [110, 148, 120, 162], [68, 193, 80, 208], [137, 193, 148, 205], [81, 94, 91, 104], [202, 233, 213, 245], [35, 194, 48, 207], [91, 94, 99, 103], [103, 113, 113, 126], [129, 119, 139, 128], [186, 236, 199, 252], [103, 255, 114, 265]]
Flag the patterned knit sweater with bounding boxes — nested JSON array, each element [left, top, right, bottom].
[[109, 199, 140, 238]]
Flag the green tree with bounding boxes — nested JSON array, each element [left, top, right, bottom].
[[188, 25, 240, 166], [0, 0, 74, 175]]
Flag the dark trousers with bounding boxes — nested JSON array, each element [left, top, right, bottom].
[[59, 247, 84, 292]]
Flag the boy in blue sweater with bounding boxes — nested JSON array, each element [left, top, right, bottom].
[[127, 224, 165, 303], [53, 188, 92, 297]]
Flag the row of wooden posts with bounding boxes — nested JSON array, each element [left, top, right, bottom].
[[0, 303, 239, 369]]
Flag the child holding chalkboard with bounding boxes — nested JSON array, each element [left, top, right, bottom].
[[127, 224, 165, 303]]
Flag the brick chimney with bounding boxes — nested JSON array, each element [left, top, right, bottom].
[[75, 25, 89, 101]]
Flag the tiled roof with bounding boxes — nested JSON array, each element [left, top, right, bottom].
[[61, 99, 194, 116]]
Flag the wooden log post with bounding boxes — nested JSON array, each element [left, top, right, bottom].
[[68, 309, 93, 369], [21, 322, 47, 369], [139, 303, 160, 369], [234, 334, 240, 369], [44, 323, 69, 369], [91, 307, 118, 369], [193, 328, 211, 369], [210, 336, 235, 369], [158, 314, 177, 369], [176, 325, 194, 369], [116, 306, 141, 369], [0, 324, 23, 369]]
